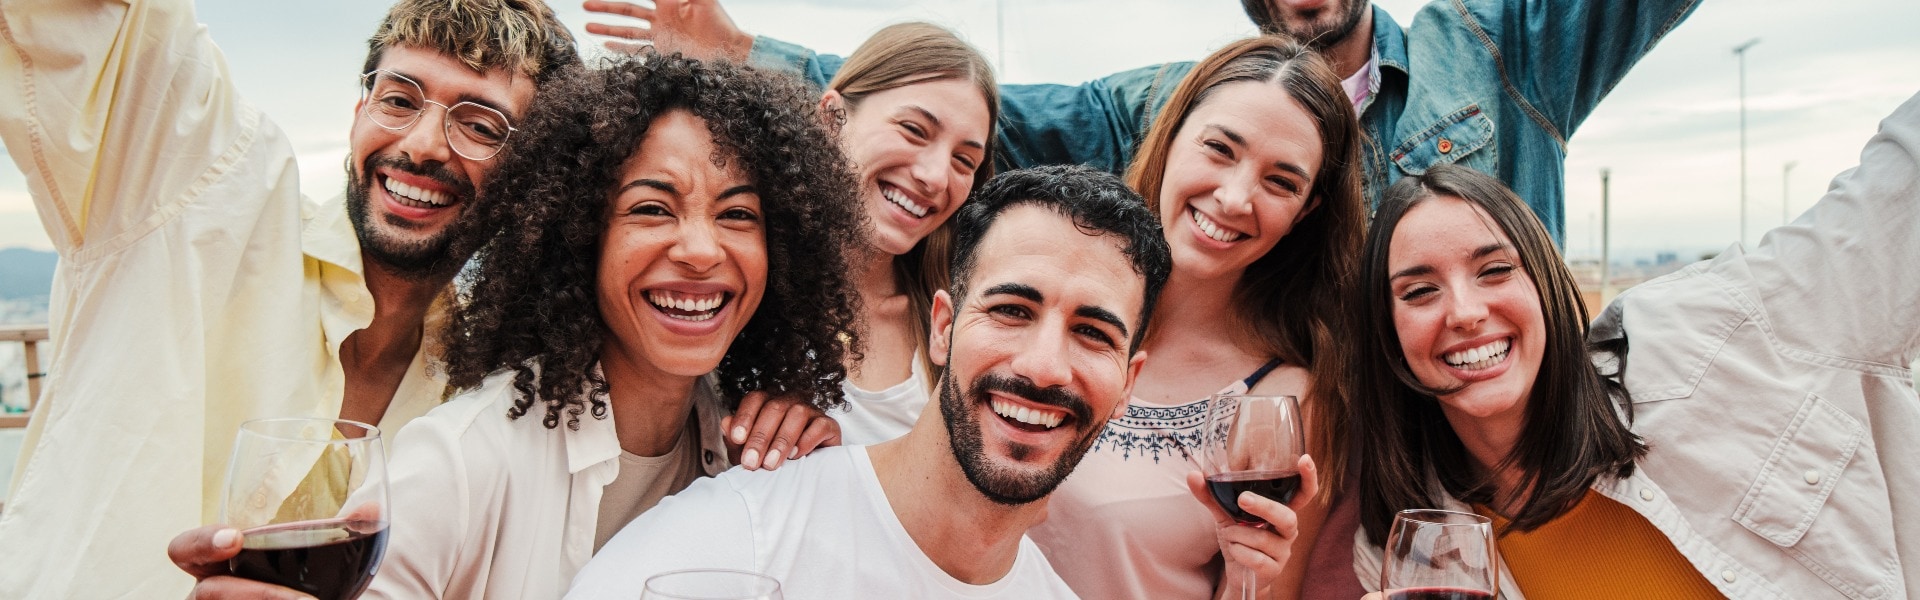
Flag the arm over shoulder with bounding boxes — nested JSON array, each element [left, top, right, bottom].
[[0, 0, 264, 252], [745, 33, 1193, 173]]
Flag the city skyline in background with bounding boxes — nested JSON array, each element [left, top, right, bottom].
[[0, 0, 1917, 264]]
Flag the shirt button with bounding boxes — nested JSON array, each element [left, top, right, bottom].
[[1639, 488, 1655, 501], [703, 450, 717, 465], [1437, 138, 1455, 154], [1721, 570, 1738, 583], [1803, 470, 1822, 485]]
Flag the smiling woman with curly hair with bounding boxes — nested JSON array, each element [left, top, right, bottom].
[[363, 54, 865, 599]]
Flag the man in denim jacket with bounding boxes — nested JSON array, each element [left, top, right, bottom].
[[587, 0, 1699, 247]]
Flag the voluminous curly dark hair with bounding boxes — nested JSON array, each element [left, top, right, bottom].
[[442, 54, 865, 430]]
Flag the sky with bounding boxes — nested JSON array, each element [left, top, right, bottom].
[[2, 0, 1917, 263]]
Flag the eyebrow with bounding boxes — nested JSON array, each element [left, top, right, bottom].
[[907, 105, 987, 151], [983, 282, 1132, 341], [617, 181, 759, 201], [387, 68, 515, 118], [1388, 243, 1513, 281], [1204, 124, 1312, 180], [1075, 306, 1131, 341]]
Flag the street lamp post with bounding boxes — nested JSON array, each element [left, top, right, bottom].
[[1734, 38, 1761, 246], [1600, 168, 1613, 302], [1783, 161, 1797, 225]]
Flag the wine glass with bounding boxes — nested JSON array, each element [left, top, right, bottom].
[[1196, 393, 1307, 600], [1380, 509, 1499, 600], [642, 569, 784, 600], [220, 418, 389, 600]]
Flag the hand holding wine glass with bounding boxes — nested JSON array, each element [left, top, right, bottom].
[[1380, 509, 1498, 600], [1190, 393, 1318, 599], [214, 418, 389, 600]]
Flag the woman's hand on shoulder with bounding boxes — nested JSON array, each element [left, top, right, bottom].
[[1187, 454, 1321, 599], [722, 391, 841, 470]]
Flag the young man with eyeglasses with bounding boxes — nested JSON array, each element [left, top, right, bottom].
[[0, 1, 573, 596]]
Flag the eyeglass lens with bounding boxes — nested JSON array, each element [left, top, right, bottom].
[[363, 71, 514, 160]]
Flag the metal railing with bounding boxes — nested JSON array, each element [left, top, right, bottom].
[[1, 325, 48, 429]]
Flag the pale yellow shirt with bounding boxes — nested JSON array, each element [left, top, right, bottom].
[[0, 0, 447, 597]]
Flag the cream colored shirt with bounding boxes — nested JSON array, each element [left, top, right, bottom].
[[593, 419, 705, 552], [0, 0, 446, 597], [368, 367, 732, 600]]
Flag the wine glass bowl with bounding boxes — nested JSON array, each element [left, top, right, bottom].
[[641, 569, 784, 600], [220, 418, 389, 600], [1196, 394, 1307, 526], [1381, 509, 1498, 600]]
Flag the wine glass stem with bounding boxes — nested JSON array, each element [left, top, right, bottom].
[[1239, 564, 1257, 600]]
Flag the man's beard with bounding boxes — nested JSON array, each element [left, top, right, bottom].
[[940, 368, 1102, 506], [345, 153, 484, 281], [1245, 0, 1370, 51]]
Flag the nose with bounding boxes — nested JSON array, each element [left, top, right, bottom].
[[1443, 285, 1490, 332], [908, 147, 947, 201], [1008, 318, 1074, 390], [391, 104, 455, 166], [1214, 168, 1255, 217], [667, 218, 725, 273]]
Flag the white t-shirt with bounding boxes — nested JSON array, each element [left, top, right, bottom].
[[834, 351, 931, 445], [569, 446, 1080, 600]]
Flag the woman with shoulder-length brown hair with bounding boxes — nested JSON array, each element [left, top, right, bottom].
[[1025, 34, 1365, 600], [795, 21, 1001, 450], [1348, 107, 1920, 598]]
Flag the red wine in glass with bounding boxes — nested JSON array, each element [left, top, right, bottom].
[[1204, 469, 1302, 524], [229, 518, 389, 600], [1387, 587, 1495, 600]]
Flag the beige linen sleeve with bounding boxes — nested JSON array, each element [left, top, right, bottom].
[[0, 0, 251, 254]]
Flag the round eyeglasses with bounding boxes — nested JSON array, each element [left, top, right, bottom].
[[359, 70, 518, 161]]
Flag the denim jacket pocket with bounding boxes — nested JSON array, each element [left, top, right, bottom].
[[1733, 392, 1900, 599], [1389, 105, 1495, 175]]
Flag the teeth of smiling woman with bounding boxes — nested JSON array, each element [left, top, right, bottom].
[[990, 398, 1065, 429], [1190, 209, 1245, 243], [882, 186, 931, 218], [645, 291, 727, 322], [1444, 338, 1512, 371], [384, 177, 451, 208]]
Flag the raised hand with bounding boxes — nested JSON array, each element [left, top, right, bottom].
[[581, 0, 754, 61]]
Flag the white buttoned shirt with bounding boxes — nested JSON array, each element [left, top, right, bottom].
[[1356, 91, 1920, 599], [367, 367, 732, 600], [0, 0, 448, 597]]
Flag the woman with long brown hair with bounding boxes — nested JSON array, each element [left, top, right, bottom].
[[1025, 35, 1366, 600], [1346, 96, 1920, 599]]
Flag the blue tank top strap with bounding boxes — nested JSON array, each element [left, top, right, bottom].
[[1242, 357, 1284, 388]]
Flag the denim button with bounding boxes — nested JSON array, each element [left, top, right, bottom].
[[1437, 138, 1454, 154]]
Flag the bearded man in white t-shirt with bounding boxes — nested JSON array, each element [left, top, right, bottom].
[[570, 165, 1175, 599]]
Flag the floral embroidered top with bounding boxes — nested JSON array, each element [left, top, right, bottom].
[[1027, 359, 1282, 599]]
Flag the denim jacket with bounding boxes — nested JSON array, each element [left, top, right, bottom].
[[1353, 93, 1920, 600], [750, 0, 1700, 247]]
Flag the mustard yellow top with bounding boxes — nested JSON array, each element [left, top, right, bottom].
[[1476, 490, 1724, 600]]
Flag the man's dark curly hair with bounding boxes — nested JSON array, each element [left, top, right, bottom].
[[947, 165, 1173, 352], [441, 54, 864, 430]]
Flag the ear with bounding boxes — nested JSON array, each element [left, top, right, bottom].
[[818, 90, 845, 129], [1114, 348, 1148, 421], [928, 289, 956, 367]]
